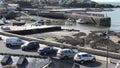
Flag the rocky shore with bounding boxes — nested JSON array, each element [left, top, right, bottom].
[[26, 29, 120, 53]]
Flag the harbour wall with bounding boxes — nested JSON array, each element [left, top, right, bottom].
[[30, 12, 111, 27], [5, 26, 61, 35], [66, 13, 111, 27]]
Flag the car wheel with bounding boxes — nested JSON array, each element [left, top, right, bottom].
[[92, 58, 96, 62], [6, 44, 9, 47], [74, 60, 79, 63], [6, 44, 11, 47], [64, 56, 68, 59], [80, 60, 84, 64], [44, 53, 47, 55]]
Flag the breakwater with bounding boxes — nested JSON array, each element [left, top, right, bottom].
[[29, 11, 111, 27], [67, 13, 111, 27]]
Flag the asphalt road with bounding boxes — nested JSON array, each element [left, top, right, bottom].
[[0, 40, 39, 56], [49, 57, 115, 68]]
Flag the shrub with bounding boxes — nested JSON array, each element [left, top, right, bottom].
[[3, 65, 16, 68]]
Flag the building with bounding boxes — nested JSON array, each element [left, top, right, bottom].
[[59, 0, 74, 5], [75, 0, 91, 3]]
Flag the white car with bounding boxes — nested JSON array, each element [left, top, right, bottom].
[[31, 23, 41, 26], [57, 49, 76, 59], [74, 52, 96, 63], [115, 61, 120, 68]]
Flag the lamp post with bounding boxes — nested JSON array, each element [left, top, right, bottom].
[[104, 29, 110, 68], [106, 36, 109, 68]]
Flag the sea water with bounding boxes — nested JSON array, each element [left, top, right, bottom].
[[62, 8, 120, 31], [62, 2, 120, 31]]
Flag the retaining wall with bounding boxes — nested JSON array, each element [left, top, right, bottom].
[[5, 26, 61, 35], [0, 31, 120, 59], [67, 13, 111, 27]]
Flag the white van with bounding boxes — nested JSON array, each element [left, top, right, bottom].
[[115, 61, 120, 68], [5, 37, 24, 47]]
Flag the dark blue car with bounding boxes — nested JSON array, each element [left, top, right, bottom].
[[38, 46, 58, 55]]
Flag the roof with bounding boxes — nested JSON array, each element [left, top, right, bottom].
[[6, 37, 19, 39], [77, 52, 89, 55], [60, 49, 71, 51]]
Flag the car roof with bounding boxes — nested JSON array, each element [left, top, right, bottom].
[[6, 37, 19, 39], [38, 46, 51, 50], [77, 52, 89, 55], [23, 41, 38, 44], [40, 46, 50, 48], [60, 49, 71, 51], [29, 41, 38, 43]]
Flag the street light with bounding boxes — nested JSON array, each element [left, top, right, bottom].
[[103, 29, 110, 68]]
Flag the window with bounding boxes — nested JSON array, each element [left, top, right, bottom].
[[82, 54, 92, 57], [29, 42, 34, 46], [44, 47, 50, 50], [82, 54, 88, 57]]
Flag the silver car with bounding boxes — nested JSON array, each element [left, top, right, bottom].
[[57, 49, 76, 59]]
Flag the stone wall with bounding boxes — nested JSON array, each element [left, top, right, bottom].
[[5, 26, 61, 35], [66, 13, 111, 27]]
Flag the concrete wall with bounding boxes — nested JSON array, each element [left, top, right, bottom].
[[31, 12, 111, 27], [0, 31, 120, 59], [27, 8, 111, 27], [67, 13, 111, 27], [5, 26, 61, 35]]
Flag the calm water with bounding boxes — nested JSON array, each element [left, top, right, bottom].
[[98, 2, 120, 6], [62, 8, 120, 31]]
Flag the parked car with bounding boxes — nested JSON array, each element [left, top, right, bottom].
[[31, 22, 41, 26], [5, 37, 24, 47], [21, 41, 39, 51], [115, 61, 120, 68], [38, 46, 58, 55], [31, 20, 44, 26], [74, 52, 96, 63], [57, 49, 76, 59]]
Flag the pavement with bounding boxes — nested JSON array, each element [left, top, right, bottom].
[[49, 57, 115, 68], [110, 58, 119, 64]]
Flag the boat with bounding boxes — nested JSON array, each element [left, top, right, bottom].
[[76, 18, 90, 24], [76, 18, 81, 23]]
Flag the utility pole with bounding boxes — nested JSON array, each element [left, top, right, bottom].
[[105, 29, 110, 68]]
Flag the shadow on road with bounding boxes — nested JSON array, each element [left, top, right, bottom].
[[22, 49, 38, 52], [79, 61, 102, 67], [7, 46, 21, 50], [50, 58, 102, 68]]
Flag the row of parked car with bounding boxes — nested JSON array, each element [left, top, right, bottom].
[[4, 37, 39, 50], [4, 37, 96, 63]]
